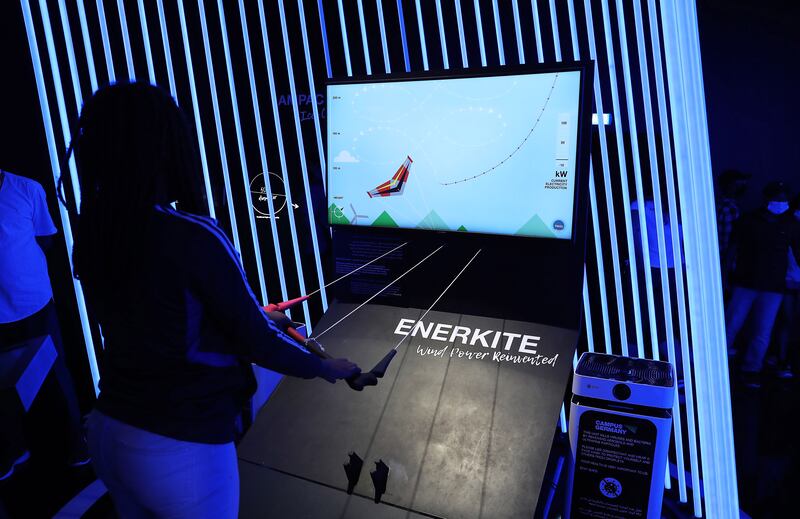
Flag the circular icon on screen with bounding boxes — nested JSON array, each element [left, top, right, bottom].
[[599, 477, 622, 498], [553, 220, 565, 231], [249, 172, 287, 218]]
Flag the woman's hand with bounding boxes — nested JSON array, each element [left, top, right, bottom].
[[319, 358, 361, 383]]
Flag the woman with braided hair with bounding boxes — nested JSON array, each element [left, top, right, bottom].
[[70, 82, 360, 518]]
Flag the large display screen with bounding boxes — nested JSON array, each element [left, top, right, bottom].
[[327, 69, 582, 239]]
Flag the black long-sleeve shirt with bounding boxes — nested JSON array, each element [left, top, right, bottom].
[[94, 205, 323, 443], [729, 208, 800, 293]]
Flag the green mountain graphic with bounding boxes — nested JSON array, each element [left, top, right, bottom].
[[457, 225, 468, 232], [516, 214, 555, 238], [372, 211, 399, 227], [328, 204, 351, 225], [416, 210, 449, 231]]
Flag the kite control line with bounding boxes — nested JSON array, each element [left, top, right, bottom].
[[319, 247, 480, 391], [261, 242, 408, 354], [260, 241, 423, 391], [306, 244, 445, 390], [392, 248, 482, 351], [352, 249, 482, 386]]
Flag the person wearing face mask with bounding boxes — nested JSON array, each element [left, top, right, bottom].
[[724, 181, 800, 388], [771, 195, 800, 378]]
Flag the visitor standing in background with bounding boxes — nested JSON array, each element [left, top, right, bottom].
[[725, 181, 800, 388], [0, 168, 88, 481], [773, 194, 800, 378], [716, 169, 751, 293]]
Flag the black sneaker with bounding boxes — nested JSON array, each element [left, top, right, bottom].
[[67, 437, 91, 467], [0, 451, 30, 482], [740, 371, 761, 389]]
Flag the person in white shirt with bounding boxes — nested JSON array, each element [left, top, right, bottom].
[[0, 169, 88, 480]]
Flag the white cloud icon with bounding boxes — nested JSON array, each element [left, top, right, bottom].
[[333, 150, 359, 163]]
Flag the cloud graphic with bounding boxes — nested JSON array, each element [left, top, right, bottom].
[[333, 149, 360, 163]]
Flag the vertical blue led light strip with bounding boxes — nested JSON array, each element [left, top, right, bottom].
[[136, 0, 156, 83], [156, 0, 177, 99], [669, 5, 738, 513], [356, 0, 372, 75], [176, 0, 216, 218], [396, 0, 411, 72], [649, 0, 700, 506], [583, 269, 595, 352], [56, 0, 85, 119], [196, 0, 241, 252], [658, 1, 727, 514], [454, 0, 468, 68], [582, 0, 629, 354], [597, 0, 645, 357], [613, 1, 658, 359], [375, 0, 391, 73], [588, 168, 612, 351], [548, 0, 562, 62], [414, 0, 429, 70], [76, 0, 98, 91], [256, 0, 314, 329], [566, 0, 579, 62], [473, 0, 487, 66], [297, 0, 328, 193], [490, 0, 505, 65], [317, 0, 333, 78], [37, 0, 81, 207], [237, 0, 290, 305], [56, 0, 85, 125], [630, 0, 688, 499], [511, 0, 524, 64], [564, 0, 611, 350], [434, 0, 449, 69], [116, 0, 135, 78], [22, 0, 100, 395], [277, 0, 329, 314], [530, 0, 544, 63], [215, 0, 269, 304], [336, 0, 353, 76], [96, 0, 115, 81], [617, 0, 689, 498]]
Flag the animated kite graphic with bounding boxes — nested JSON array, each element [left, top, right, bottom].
[[367, 156, 413, 198]]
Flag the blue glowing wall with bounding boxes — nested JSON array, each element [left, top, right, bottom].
[[20, 1, 735, 516]]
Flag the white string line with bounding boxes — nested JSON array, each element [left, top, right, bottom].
[[438, 73, 559, 186], [394, 248, 482, 350], [313, 245, 445, 340], [304, 241, 408, 298]]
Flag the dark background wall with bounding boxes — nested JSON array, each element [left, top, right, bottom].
[[2, 0, 798, 411], [697, 0, 800, 210]]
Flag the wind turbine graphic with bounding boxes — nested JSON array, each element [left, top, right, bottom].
[[348, 203, 368, 225]]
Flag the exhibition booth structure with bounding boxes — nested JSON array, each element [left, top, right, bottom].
[[238, 63, 595, 518], [20, 0, 738, 517]]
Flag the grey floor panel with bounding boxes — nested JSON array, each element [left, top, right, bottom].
[[409, 314, 503, 519], [238, 303, 578, 518], [239, 460, 434, 519], [353, 310, 463, 504], [238, 304, 423, 489]]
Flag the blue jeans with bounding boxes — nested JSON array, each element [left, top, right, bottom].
[[86, 410, 238, 519], [725, 286, 784, 372]]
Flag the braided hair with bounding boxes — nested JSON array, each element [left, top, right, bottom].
[[66, 82, 208, 304]]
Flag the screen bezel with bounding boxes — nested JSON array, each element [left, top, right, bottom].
[[325, 61, 594, 245]]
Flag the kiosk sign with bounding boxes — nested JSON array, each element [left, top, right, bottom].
[[571, 410, 657, 517]]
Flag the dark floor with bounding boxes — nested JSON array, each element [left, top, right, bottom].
[[2, 368, 797, 518], [0, 375, 95, 519], [731, 368, 799, 518]]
